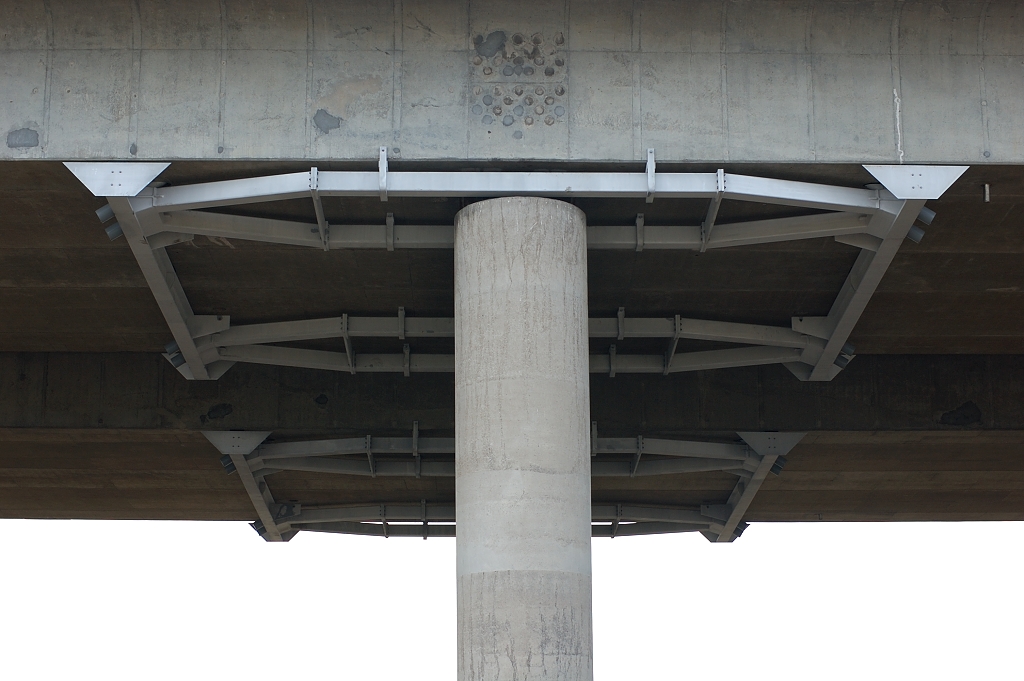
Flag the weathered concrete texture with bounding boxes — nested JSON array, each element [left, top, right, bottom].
[[455, 198, 592, 680], [2, 353, 1023, 432], [3, 0, 1023, 162], [0, 428, 254, 519], [749, 431, 1024, 521]]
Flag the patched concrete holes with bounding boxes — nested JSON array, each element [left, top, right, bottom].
[[471, 30, 567, 139]]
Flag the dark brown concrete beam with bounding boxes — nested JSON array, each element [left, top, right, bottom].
[[2, 353, 1022, 433]]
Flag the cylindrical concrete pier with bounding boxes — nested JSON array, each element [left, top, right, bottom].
[[454, 197, 593, 681]]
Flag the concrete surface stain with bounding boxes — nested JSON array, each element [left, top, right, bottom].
[[6, 128, 39, 148], [474, 31, 506, 58], [316, 75, 385, 123], [205, 403, 234, 420], [312, 108, 342, 133], [940, 401, 982, 426]]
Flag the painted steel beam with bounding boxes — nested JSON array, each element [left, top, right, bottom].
[[107, 197, 217, 380], [255, 455, 752, 479], [202, 313, 815, 349], [140, 168, 881, 212], [284, 503, 725, 539], [214, 345, 806, 376], [155, 209, 872, 251]]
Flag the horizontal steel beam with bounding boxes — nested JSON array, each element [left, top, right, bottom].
[[253, 435, 748, 460], [588, 211, 872, 250], [300, 521, 713, 538], [254, 455, 751, 479], [200, 314, 818, 349], [300, 522, 457, 538], [245, 433, 760, 479], [140, 169, 882, 213], [282, 503, 725, 539], [214, 345, 807, 375], [154, 210, 873, 251]]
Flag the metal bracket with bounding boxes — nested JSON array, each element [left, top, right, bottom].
[[203, 430, 292, 542], [386, 213, 395, 251], [413, 421, 421, 479], [863, 165, 968, 200], [700, 169, 725, 253], [635, 213, 644, 252], [403, 344, 411, 377], [379, 147, 389, 202], [645, 148, 656, 203], [64, 162, 170, 197], [608, 344, 617, 378], [366, 435, 376, 477], [617, 307, 626, 341], [664, 314, 682, 375], [710, 432, 806, 542], [398, 306, 405, 340], [421, 498, 428, 540], [341, 313, 356, 374], [629, 436, 644, 477], [380, 504, 389, 538], [309, 166, 329, 251]]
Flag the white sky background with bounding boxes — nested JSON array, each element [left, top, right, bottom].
[[3, 520, 1022, 680]]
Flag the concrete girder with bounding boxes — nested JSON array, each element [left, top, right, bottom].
[[6, 2, 1022, 164]]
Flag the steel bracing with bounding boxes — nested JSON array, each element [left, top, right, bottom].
[[68, 155, 966, 384], [67, 157, 963, 541], [203, 428, 805, 543]]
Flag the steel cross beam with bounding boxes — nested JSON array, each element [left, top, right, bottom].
[[244, 501, 732, 539], [150, 207, 875, 251], [242, 431, 764, 480], [65, 160, 967, 383]]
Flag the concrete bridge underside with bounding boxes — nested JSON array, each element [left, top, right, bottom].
[[1, 159, 1023, 524], [4, 2, 1024, 679]]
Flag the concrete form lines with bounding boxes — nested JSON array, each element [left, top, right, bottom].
[[216, 0, 228, 156], [889, 0, 905, 163], [392, 0, 403, 143], [40, 0, 54, 155], [127, 0, 142, 158], [630, 0, 642, 161], [304, 0, 315, 158]]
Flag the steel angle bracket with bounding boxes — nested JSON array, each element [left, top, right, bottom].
[[203, 431, 297, 542], [64, 162, 170, 197], [702, 432, 806, 543]]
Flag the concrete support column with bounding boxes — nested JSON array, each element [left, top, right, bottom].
[[454, 197, 593, 681]]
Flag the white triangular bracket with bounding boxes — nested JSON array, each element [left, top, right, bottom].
[[202, 430, 291, 542], [862, 165, 968, 200], [737, 432, 806, 457], [64, 162, 171, 197], [202, 430, 271, 457]]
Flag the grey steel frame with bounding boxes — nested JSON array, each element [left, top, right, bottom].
[[70, 156, 965, 384], [203, 428, 804, 544]]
